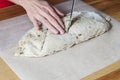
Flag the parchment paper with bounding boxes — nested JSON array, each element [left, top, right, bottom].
[[0, 0, 120, 80]]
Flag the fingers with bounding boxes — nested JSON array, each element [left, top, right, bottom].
[[52, 6, 64, 17], [42, 12, 64, 34], [27, 12, 40, 30], [35, 15, 59, 34], [47, 13, 65, 34], [34, 6, 64, 34], [46, 6, 65, 29], [25, 0, 65, 34]]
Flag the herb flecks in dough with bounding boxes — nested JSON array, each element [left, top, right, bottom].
[[15, 11, 111, 57]]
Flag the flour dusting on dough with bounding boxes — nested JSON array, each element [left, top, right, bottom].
[[15, 11, 111, 57]]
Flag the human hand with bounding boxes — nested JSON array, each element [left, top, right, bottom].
[[19, 0, 65, 34]]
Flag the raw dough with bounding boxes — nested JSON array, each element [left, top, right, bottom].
[[15, 11, 111, 57]]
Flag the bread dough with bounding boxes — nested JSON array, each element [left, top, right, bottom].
[[15, 11, 111, 57]]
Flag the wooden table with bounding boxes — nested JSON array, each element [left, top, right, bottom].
[[0, 0, 66, 21], [0, 0, 120, 80], [0, 0, 120, 21], [0, 58, 20, 80], [82, 1, 120, 79], [84, 0, 120, 21]]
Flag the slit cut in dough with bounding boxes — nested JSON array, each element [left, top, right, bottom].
[[15, 11, 111, 57]]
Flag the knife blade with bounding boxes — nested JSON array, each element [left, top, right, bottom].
[[70, 0, 76, 19], [68, 0, 76, 31]]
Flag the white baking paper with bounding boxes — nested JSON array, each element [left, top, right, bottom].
[[0, 0, 120, 80]]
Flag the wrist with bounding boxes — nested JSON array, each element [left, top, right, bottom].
[[8, 0, 28, 8], [18, 0, 25, 6], [17, 0, 30, 9]]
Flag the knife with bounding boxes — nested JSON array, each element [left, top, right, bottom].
[[68, 0, 76, 29], [70, 0, 76, 19]]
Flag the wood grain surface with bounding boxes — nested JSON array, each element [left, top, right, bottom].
[[97, 69, 120, 80], [0, 0, 120, 80], [81, 60, 120, 80], [83, 0, 120, 21], [0, 58, 20, 80], [0, 0, 67, 21], [0, 0, 67, 80], [0, 0, 120, 21]]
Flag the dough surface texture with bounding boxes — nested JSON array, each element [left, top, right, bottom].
[[15, 11, 110, 57]]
